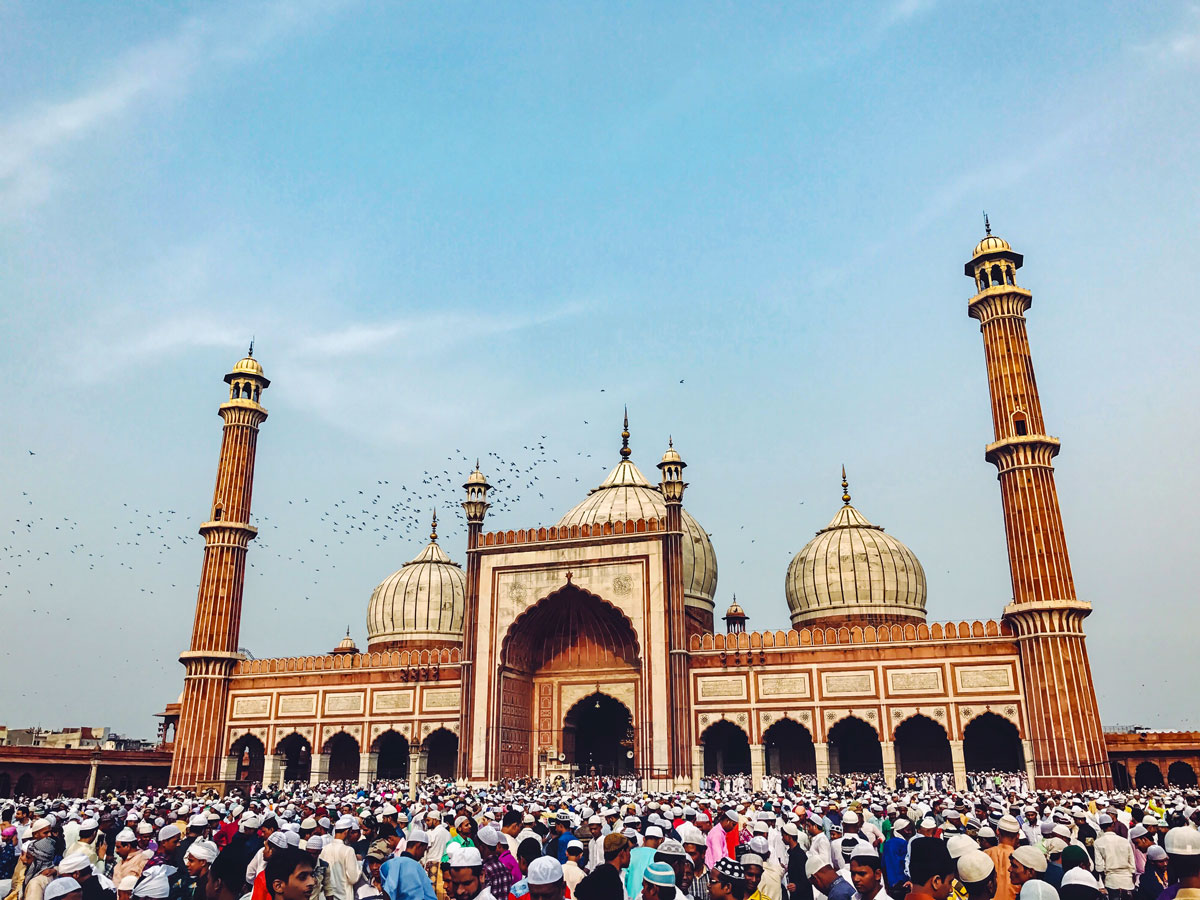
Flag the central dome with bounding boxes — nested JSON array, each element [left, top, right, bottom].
[[556, 432, 717, 618], [366, 515, 465, 651], [785, 476, 926, 627]]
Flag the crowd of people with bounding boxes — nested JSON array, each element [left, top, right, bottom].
[[1, 769, 1198, 900]]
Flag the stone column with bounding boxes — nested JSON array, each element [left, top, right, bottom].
[[814, 742, 830, 785], [950, 740, 967, 791], [751, 744, 766, 791], [881, 740, 897, 787], [359, 752, 378, 788], [408, 746, 422, 800], [309, 753, 330, 786], [85, 755, 100, 799], [262, 754, 284, 787], [691, 745, 704, 792], [1022, 739, 1037, 790], [220, 755, 239, 781]]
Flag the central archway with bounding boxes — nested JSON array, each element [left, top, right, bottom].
[[373, 730, 409, 780], [963, 713, 1023, 772], [701, 720, 751, 775], [764, 719, 816, 775], [564, 693, 634, 775], [425, 728, 458, 779], [323, 732, 360, 782], [276, 732, 311, 783], [498, 583, 641, 779], [894, 715, 952, 773], [230, 734, 265, 783], [828, 716, 882, 774]]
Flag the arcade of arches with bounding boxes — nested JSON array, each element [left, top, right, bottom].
[[694, 713, 1026, 788], [255, 727, 459, 787]]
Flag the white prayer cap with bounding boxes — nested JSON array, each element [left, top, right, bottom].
[[300, 817, 317, 830], [448, 847, 483, 868], [947, 835, 979, 859], [1097, 814, 1113, 826], [1011, 846, 1048, 873], [30, 819, 51, 832], [804, 856, 832, 878], [1019, 882, 1058, 900], [158, 824, 181, 842], [136, 823, 154, 835], [118, 876, 139, 892], [957, 849, 995, 884], [749, 837, 770, 855], [334, 815, 356, 832], [587, 815, 603, 825], [1167, 826, 1200, 856], [133, 866, 176, 899], [849, 843, 879, 861], [186, 841, 218, 863], [567, 839, 584, 851], [57, 854, 93, 875], [1061, 868, 1101, 889], [842, 811, 859, 825], [476, 825, 500, 847], [44, 878, 82, 900], [407, 828, 429, 844], [188, 814, 207, 829], [267, 832, 289, 849], [996, 815, 1021, 834], [645, 825, 664, 838], [527, 857, 564, 885], [115, 828, 136, 843], [893, 818, 911, 831], [1045, 838, 1067, 855], [381, 804, 398, 816], [976, 826, 997, 839], [80, 819, 98, 831], [740, 854, 764, 867]]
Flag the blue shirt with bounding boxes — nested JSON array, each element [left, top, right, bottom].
[[827, 877, 855, 900], [382, 855, 436, 900], [881, 837, 908, 888]]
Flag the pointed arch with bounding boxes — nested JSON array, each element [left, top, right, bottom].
[[963, 712, 1023, 772], [827, 715, 882, 774], [274, 732, 312, 783], [423, 728, 459, 779], [323, 731, 360, 782], [763, 717, 816, 775], [500, 582, 640, 673], [893, 714, 951, 773], [699, 719, 751, 776], [229, 733, 265, 783], [372, 730, 409, 780]]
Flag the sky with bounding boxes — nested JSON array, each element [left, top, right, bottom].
[[1, 1, 1198, 740]]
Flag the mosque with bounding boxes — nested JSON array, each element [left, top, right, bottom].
[[162, 228, 1116, 794]]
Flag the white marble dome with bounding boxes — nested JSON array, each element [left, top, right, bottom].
[[785, 495, 926, 627], [557, 457, 717, 614], [366, 525, 465, 650]]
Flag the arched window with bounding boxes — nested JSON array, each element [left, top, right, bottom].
[[979, 268, 991, 289], [1012, 411, 1028, 436], [1005, 266, 1015, 285], [991, 264, 1003, 286], [253, 387, 260, 402]]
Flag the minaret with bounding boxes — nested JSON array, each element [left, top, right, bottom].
[[457, 461, 491, 783], [722, 595, 748, 634], [657, 433, 693, 788], [965, 225, 1109, 789], [170, 348, 269, 788]]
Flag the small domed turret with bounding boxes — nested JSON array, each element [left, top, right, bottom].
[[331, 628, 357, 655]]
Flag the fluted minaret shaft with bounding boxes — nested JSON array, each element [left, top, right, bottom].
[[171, 355, 268, 788]]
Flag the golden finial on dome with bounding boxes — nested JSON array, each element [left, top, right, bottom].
[[841, 465, 851, 506], [984, 211, 991, 236], [248, 337, 255, 357], [620, 407, 631, 459], [430, 509, 438, 542]]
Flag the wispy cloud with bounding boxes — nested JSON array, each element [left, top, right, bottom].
[[0, 0, 351, 217]]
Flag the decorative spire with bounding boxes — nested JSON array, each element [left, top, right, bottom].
[[841, 465, 851, 506], [983, 211, 991, 236], [620, 407, 631, 459], [345, 626, 351, 637], [668, 435, 673, 448], [248, 337, 255, 357], [430, 509, 438, 542]]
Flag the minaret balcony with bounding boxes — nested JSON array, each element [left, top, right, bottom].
[[984, 434, 1060, 473]]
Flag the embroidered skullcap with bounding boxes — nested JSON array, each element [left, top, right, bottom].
[[476, 825, 500, 847], [657, 839, 686, 858], [527, 857, 564, 886], [1146, 845, 1168, 863], [713, 858, 745, 882], [643, 862, 677, 887], [850, 842, 880, 860], [996, 816, 1021, 835], [115, 828, 136, 843], [748, 836, 770, 855], [267, 832, 289, 849]]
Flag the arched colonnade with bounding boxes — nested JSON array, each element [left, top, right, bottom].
[[696, 709, 1028, 790]]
